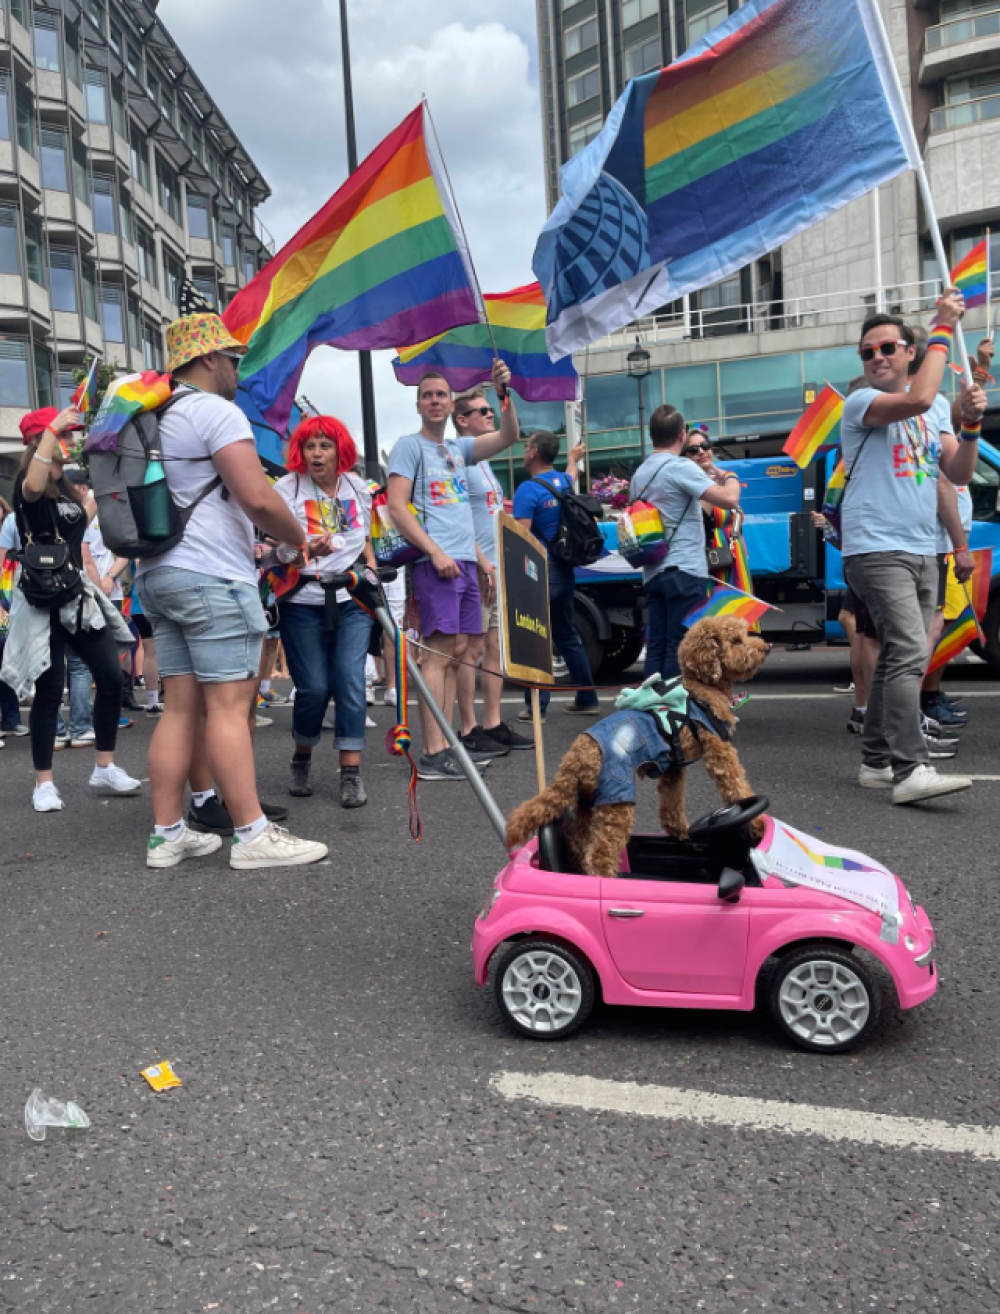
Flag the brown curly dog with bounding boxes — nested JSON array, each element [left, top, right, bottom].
[[505, 616, 769, 877]]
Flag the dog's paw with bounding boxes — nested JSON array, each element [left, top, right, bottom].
[[749, 815, 766, 842], [663, 825, 689, 842]]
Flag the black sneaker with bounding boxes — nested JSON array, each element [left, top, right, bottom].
[[289, 755, 313, 798], [460, 725, 510, 758], [847, 709, 864, 735], [417, 749, 487, 780], [340, 772, 367, 808], [187, 794, 234, 835], [260, 799, 289, 823], [483, 720, 534, 751]]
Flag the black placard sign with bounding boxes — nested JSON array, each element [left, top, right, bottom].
[[495, 511, 554, 685]]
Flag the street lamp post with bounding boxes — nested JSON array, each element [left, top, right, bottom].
[[626, 339, 652, 461]]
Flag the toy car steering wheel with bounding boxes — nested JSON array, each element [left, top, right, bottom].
[[688, 795, 769, 842]]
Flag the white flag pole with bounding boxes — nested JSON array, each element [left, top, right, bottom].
[[863, 0, 974, 388]]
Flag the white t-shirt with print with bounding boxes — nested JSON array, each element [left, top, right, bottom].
[[134, 386, 257, 585], [273, 471, 371, 605], [84, 518, 122, 602]]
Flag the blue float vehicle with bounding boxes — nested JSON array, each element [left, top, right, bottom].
[[572, 436, 1000, 677]]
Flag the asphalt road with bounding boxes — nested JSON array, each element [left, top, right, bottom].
[[1, 647, 999, 1313]]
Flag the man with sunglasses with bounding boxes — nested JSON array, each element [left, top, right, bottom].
[[841, 290, 986, 805], [135, 313, 328, 870], [387, 358, 519, 780]]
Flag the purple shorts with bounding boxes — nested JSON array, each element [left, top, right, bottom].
[[413, 559, 483, 637]]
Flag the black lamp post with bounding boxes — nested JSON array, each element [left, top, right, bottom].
[[626, 338, 652, 460]]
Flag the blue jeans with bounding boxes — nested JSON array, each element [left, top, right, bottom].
[[279, 599, 372, 751], [644, 568, 709, 680], [0, 635, 22, 729], [56, 652, 93, 740], [525, 559, 598, 712], [136, 567, 267, 682]]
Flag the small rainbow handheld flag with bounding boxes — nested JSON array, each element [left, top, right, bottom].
[[951, 239, 989, 309], [928, 605, 981, 675], [72, 357, 100, 416], [83, 372, 173, 453], [783, 385, 843, 469], [684, 582, 774, 629], [0, 552, 16, 628]]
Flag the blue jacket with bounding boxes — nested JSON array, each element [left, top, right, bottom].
[[584, 705, 721, 806]]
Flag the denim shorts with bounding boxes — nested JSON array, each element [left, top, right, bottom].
[[136, 567, 268, 683]]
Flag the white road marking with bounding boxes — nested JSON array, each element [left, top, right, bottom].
[[492, 1072, 1000, 1162], [967, 775, 1000, 781]]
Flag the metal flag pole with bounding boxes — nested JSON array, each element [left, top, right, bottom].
[[864, 0, 974, 388], [339, 0, 382, 481]]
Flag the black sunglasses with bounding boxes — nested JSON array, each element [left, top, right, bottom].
[[858, 340, 909, 362], [683, 442, 711, 455], [460, 405, 493, 419]]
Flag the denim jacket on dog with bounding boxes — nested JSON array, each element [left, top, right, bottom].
[[584, 704, 723, 807]]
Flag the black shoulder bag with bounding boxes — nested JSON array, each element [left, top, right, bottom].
[[14, 495, 85, 611]]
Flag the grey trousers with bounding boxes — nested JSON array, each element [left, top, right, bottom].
[[844, 552, 936, 781]]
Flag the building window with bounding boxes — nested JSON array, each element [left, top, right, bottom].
[[564, 17, 598, 58], [40, 127, 69, 191], [568, 115, 603, 155], [222, 226, 235, 267], [119, 191, 133, 243], [82, 260, 97, 321], [0, 205, 19, 275], [687, 1, 728, 46], [49, 248, 77, 312], [135, 224, 158, 288], [91, 174, 116, 234], [100, 285, 124, 341], [16, 96, 34, 156], [32, 9, 60, 73], [186, 192, 210, 240], [157, 158, 180, 223], [164, 251, 184, 307], [934, 68, 1000, 132], [10, 0, 28, 27], [84, 0, 104, 32], [624, 35, 661, 80], [126, 42, 141, 81], [65, 23, 81, 87], [0, 340, 31, 408], [621, 0, 658, 28], [85, 69, 107, 124], [72, 138, 88, 204], [567, 67, 601, 108], [108, 19, 122, 55], [130, 128, 150, 192], [127, 296, 141, 351], [142, 320, 163, 371], [58, 369, 77, 408], [192, 275, 216, 308], [34, 344, 54, 408], [111, 81, 125, 137], [0, 73, 9, 141], [23, 216, 44, 286]]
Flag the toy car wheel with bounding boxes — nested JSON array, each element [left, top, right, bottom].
[[769, 946, 880, 1053], [495, 939, 595, 1040]]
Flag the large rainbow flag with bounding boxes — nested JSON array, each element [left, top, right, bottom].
[[928, 606, 981, 675], [684, 582, 774, 629], [783, 385, 843, 469], [391, 282, 578, 402], [83, 372, 173, 452], [951, 239, 989, 309], [72, 356, 100, 415], [224, 105, 482, 432], [534, 0, 917, 359]]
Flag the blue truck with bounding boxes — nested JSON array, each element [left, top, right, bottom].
[[572, 436, 1000, 678]]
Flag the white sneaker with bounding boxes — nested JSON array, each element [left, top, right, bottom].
[[33, 781, 64, 812], [89, 763, 142, 794], [365, 686, 375, 705], [147, 826, 223, 869], [229, 824, 329, 871], [893, 764, 972, 806], [383, 688, 397, 706], [365, 714, 377, 728], [70, 729, 96, 747], [255, 713, 273, 728], [321, 716, 335, 730], [857, 764, 893, 789]]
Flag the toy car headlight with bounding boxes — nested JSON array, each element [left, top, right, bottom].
[[479, 888, 502, 920]]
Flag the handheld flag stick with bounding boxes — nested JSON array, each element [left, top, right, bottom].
[[865, 0, 974, 387]]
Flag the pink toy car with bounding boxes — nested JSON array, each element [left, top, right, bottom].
[[473, 798, 937, 1053]]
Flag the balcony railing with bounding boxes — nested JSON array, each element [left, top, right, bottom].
[[926, 8, 1000, 52], [931, 91, 1000, 132]]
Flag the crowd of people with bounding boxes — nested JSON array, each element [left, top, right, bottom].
[[0, 285, 991, 868]]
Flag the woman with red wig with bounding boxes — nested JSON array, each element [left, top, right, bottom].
[[273, 414, 375, 807]]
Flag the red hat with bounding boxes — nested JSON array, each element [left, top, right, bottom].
[[19, 407, 83, 443]]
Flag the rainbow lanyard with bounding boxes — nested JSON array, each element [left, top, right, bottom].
[[310, 475, 347, 534]]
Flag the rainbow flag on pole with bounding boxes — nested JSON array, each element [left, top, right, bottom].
[[392, 282, 578, 402], [224, 105, 481, 433], [534, 0, 918, 359], [72, 356, 100, 415], [684, 582, 775, 629], [951, 239, 989, 309], [928, 606, 981, 675], [783, 385, 843, 468], [83, 372, 173, 452]]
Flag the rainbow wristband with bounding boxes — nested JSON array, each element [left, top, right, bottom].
[[960, 420, 982, 443], [927, 323, 954, 354]]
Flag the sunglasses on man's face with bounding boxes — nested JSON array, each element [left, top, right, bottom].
[[683, 442, 711, 456], [217, 350, 242, 370], [858, 340, 909, 362], [461, 405, 493, 419]]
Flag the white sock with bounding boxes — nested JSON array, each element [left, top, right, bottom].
[[155, 820, 185, 841], [93, 762, 113, 777], [146, 689, 159, 709], [855, 705, 867, 715], [260, 679, 271, 695], [234, 814, 268, 843], [191, 789, 216, 807]]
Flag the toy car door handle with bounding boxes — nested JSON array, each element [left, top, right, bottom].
[[607, 908, 645, 918]]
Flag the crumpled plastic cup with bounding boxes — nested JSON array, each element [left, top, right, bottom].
[[24, 1087, 91, 1142]]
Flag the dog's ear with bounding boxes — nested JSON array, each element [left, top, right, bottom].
[[678, 623, 723, 685]]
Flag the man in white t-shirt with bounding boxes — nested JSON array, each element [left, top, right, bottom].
[[840, 292, 986, 805], [135, 313, 328, 872]]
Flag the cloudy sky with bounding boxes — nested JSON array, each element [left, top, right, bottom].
[[158, 0, 548, 455]]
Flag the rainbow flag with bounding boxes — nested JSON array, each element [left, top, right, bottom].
[[0, 552, 16, 631], [535, 0, 917, 358], [684, 582, 774, 629], [783, 385, 843, 468], [928, 606, 981, 675], [967, 547, 992, 620], [83, 372, 173, 453], [392, 282, 578, 402], [618, 500, 668, 567], [224, 105, 481, 433], [951, 239, 989, 309], [784, 828, 883, 875], [72, 357, 100, 415]]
